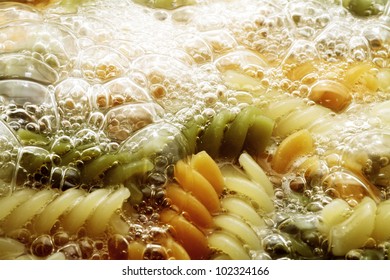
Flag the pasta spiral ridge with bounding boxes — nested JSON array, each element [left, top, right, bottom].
[[0, 186, 130, 236], [163, 151, 275, 260], [195, 106, 275, 159]]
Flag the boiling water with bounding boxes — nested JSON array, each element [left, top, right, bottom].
[[0, 0, 389, 260]]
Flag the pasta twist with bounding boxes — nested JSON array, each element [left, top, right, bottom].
[[258, 90, 388, 205], [319, 197, 390, 258], [0, 237, 69, 260], [262, 96, 334, 138], [162, 151, 274, 260], [0, 186, 130, 236], [68, 105, 273, 206], [196, 106, 274, 158], [210, 152, 275, 260]]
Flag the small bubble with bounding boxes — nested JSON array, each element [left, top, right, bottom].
[[108, 234, 129, 260], [154, 11, 168, 21], [8, 228, 31, 245], [58, 243, 82, 260], [31, 235, 54, 258], [380, 156, 389, 167], [53, 231, 70, 247], [143, 244, 168, 260]]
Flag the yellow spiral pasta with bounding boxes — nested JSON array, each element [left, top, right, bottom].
[[0, 236, 68, 260], [209, 152, 274, 259], [262, 96, 334, 138], [0, 186, 130, 236], [318, 197, 381, 256], [164, 151, 273, 259]]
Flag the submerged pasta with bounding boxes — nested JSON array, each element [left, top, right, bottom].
[[0, 0, 390, 260]]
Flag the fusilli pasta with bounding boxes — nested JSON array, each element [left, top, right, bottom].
[[162, 151, 273, 260], [0, 186, 130, 236]]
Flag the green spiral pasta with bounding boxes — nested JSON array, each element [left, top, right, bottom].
[[81, 104, 275, 197], [3, 104, 275, 204], [197, 106, 275, 159]]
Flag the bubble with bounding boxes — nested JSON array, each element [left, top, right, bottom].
[[171, 6, 194, 23], [278, 218, 300, 235], [51, 135, 73, 155], [306, 201, 324, 212], [0, 80, 59, 134], [54, 78, 91, 119], [363, 24, 390, 67], [176, 33, 213, 64], [315, 22, 352, 62], [87, 111, 105, 131], [103, 103, 164, 142], [31, 235, 54, 258], [201, 30, 238, 54], [262, 234, 291, 258], [78, 237, 95, 259], [147, 172, 167, 186], [143, 243, 168, 260], [108, 234, 129, 260], [0, 119, 19, 148], [7, 228, 32, 245], [62, 167, 80, 189], [102, 77, 152, 105], [150, 84, 167, 99], [53, 231, 69, 247], [0, 2, 41, 25], [132, 54, 191, 83], [58, 243, 82, 260], [286, 0, 329, 39], [119, 122, 190, 165], [282, 40, 319, 81], [0, 21, 78, 76], [0, 53, 58, 84], [195, 12, 226, 31], [59, 15, 116, 43], [77, 45, 129, 83], [153, 10, 168, 21], [342, 130, 390, 188]]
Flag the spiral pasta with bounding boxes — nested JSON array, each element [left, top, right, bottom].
[[258, 87, 388, 206], [0, 237, 68, 260], [318, 197, 381, 256], [81, 105, 273, 203], [197, 106, 274, 158], [271, 129, 315, 174], [209, 152, 274, 259], [0, 186, 130, 236], [0, 237, 27, 260], [263, 97, 333, 138], [159, 151, 222, 259], [162, 151, 274, 260]]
